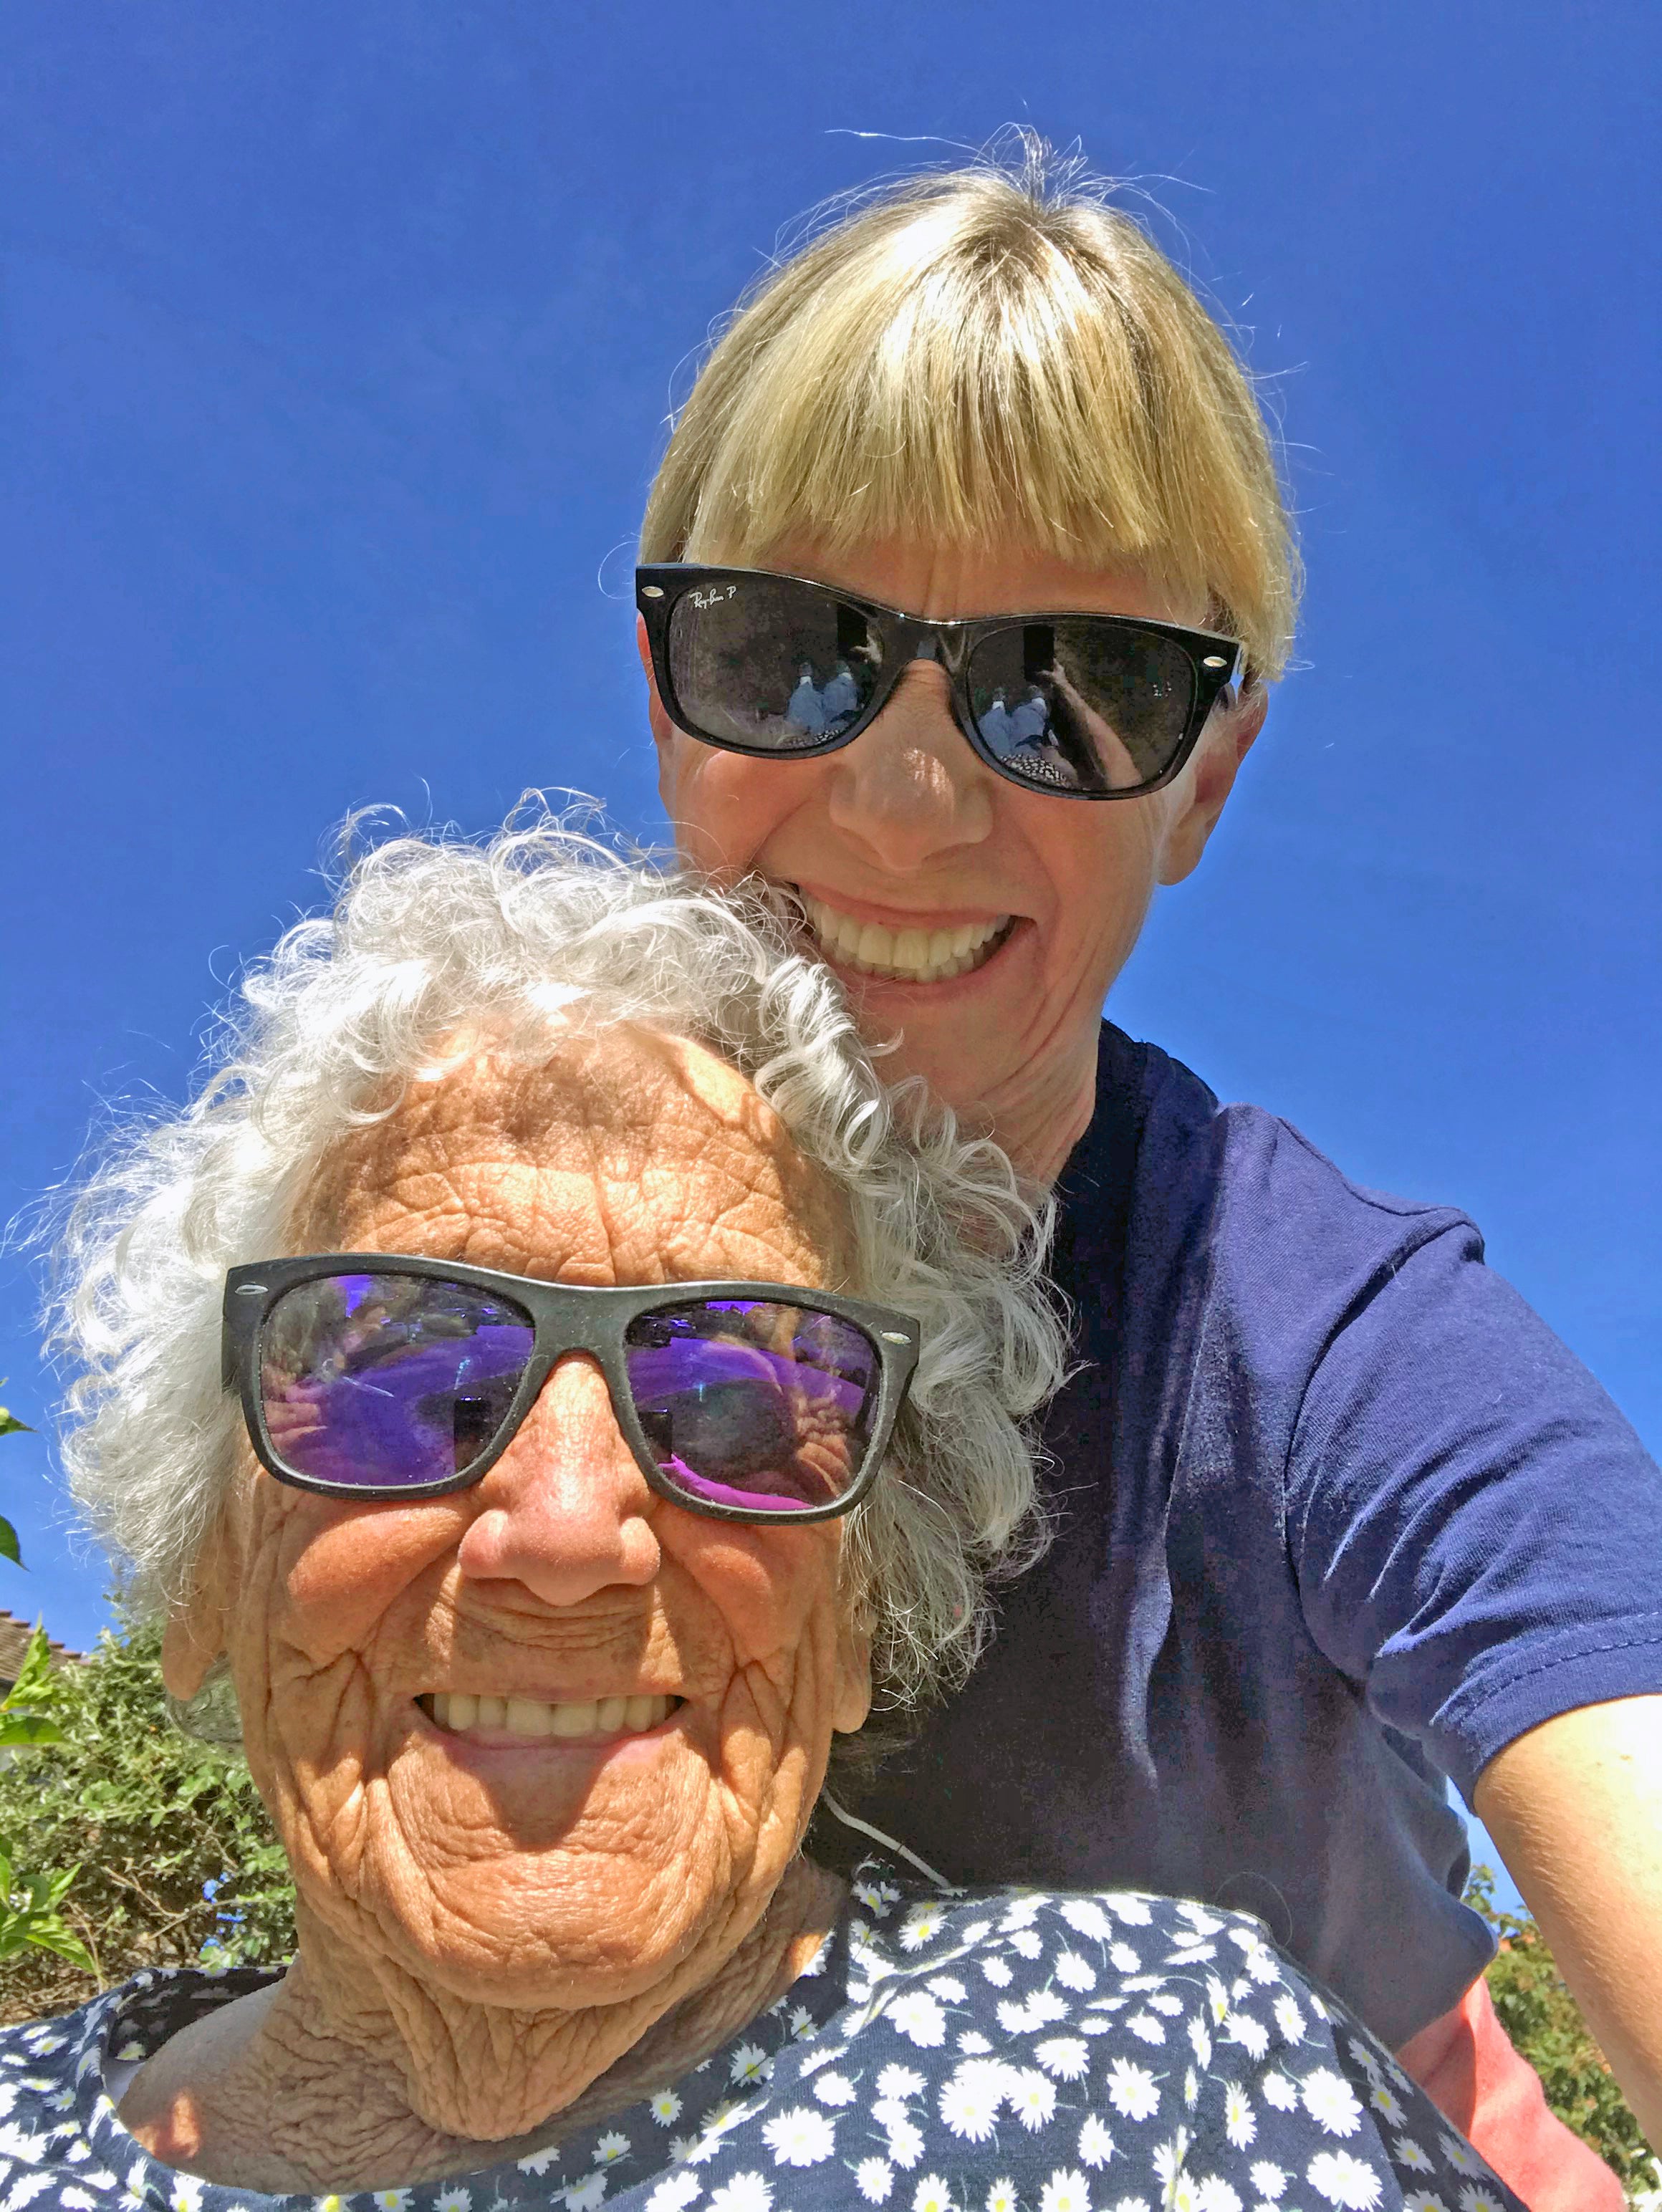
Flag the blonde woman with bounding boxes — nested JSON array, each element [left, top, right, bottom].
[[633, 144, 1661, 2206]]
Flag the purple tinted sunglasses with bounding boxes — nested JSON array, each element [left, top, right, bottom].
[[222, 1255, 919, 1523]]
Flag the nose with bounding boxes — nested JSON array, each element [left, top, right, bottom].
[[454, 1355, 661, 1607], [825, 658, 996, 872]]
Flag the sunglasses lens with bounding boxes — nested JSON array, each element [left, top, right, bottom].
[[259, 1274, 534, 1489], [666, 576, 883, 750], [625, 1299, 881, 1513], [966, 621, 1199, 793]]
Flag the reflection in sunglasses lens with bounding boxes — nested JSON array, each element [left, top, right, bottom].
[[668, 577, 882, 750], [259, 1274, 535, 1489], [625, 1299, 880, 1512], [967, 622, 1196, 792]]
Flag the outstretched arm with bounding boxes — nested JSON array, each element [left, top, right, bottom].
[[1474, 1693, 1662, 2146]]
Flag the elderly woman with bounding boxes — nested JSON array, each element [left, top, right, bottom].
[[633, 147, 1662, 2202], [2, 823, 1511, 2209]]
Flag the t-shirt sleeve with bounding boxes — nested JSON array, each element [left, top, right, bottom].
[[1284, 1215, 1662, 1803]]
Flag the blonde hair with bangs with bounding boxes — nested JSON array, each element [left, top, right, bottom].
[[642, 143, 1299, 678]]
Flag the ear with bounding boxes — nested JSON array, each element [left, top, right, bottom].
[[1157, 683, 1268, 887], [832, 1614, 873, 1736], [638, 613, 678, 764], [160, 1518, 236, 1701]]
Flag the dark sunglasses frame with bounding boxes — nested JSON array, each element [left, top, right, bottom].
[[637, 562, 1245, 802], [223, 1254, 921, 1521]]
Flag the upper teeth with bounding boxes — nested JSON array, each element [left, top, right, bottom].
[[800, 895, 1009, 982], [426, 1691, 673, 1739]]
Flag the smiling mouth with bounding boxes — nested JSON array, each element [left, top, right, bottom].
[[418, 1692, 681, 1742], [796, 892, 1014, 984]]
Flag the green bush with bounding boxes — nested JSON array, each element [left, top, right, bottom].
[[0, 1619, 295, 2027], [1467, 1864, 1657, 2191]]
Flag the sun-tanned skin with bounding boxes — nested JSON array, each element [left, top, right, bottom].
[[643, 540, 1265, 1184], [125, 1029, 870, 2190]]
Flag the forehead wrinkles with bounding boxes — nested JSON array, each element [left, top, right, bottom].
[[296, 1025, 854, 1285]]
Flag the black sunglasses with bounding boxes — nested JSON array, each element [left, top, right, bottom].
[[222, 1255, 919, 1523], [638, 563, 1244, 801]]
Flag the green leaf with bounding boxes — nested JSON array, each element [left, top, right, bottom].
[[21, 1920, 95, 1973], [1, 1624, 64, 1719], [0, 1516, 19, 1567], [0, 1403, 32, 1441], [0, 1713, 63, 1748]]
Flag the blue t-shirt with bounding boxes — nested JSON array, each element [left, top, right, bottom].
[[815, 1023, 1662, 2048]]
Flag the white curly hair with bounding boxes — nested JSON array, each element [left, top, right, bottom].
[[48, 811, 1067, 1720]]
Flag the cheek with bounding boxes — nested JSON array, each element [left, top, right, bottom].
[[1034, 801, 1169, 962], [668, 1519, 847, 1703], [234, 1480, 466, 1673], [660, 736, 815, 877]]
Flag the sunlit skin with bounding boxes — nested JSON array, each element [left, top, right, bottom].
[[125, 1029, 870, 2190], [644, 540, 1267, 1183]]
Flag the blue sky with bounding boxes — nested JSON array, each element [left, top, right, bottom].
[[1, 4, 1656, 1905]]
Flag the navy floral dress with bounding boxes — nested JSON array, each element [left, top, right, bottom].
[[0, 1860, 1521, 2212]]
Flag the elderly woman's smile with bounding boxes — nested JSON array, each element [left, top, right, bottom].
[[183, 1029, 867, 2077]]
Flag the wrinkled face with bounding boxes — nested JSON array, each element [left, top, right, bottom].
[[187, 1029, 870, 2011], [647, 541, 1258, 1152]]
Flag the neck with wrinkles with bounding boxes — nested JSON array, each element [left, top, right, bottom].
[[119, 1857, 845, 2193]]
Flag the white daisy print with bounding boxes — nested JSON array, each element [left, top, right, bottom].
[[856, 2158, 896, 2203], [1183, 2064, 1200, 2108], [1306, 2149, 1385, 2207], [1364, 2082, 1404, 2126], [929, 1976, 968, 2002], [940, 2062, 1006, 2143], [652, 2087, 684, 2125], [1401, 2196, 1449, 2212], [1125, 2012, 1166, 2046], [433, 2191, 470, 2212], [1456, 2191, 1509, 2212], [1004, 1896, 1046, 1931], [1260, 2072, 1298, 2112], [645, 2175, 702, 2212], [708, 2175, 772, 2212], [1393, 2137, 1433, 2172], [982, 1956, 1015, 1988], [889, 1991, 948, 2047], [1194, 2180, 1243, 2212], [1105, 2057, 1161, 2121], [1012, 1929, 1044, 1961], [1300, 2067, 1363, 2136], [1060, 1898, 1114, 1940], [1272, 1995, 1305, 2044], [1243, 1943, 1280, 1986], [958, 2030, 994, 2054], [594, 2128, 632, 2164], [1440, 2136, 1485, 2175], [762, 2105, 836, 2165], [1248, 2163, 1287, 2200], [1079, 2112, 1116, 2168], [1007, 2067, 1059, 2129], [373, 2194, 413, 2209], [986, 2182, 1019, 2212], [1057, 1949, 1099, 1991], [1185, 2016, 1213, 2067], [1108, 2200, 1153, 2212], [565, 2176, 610, 2212], [1110, 1896, 1154, 1927], [900, 1905, 946, 1951], [1224, 2081, 1256, 2149], [170, 2183, 205, 2212], [1109, 1943, 1140, 1974], [1224, 2011, 1271, 2060], [1035, 2036, 1091, 2079], [1345, 2035, 1384, 2078], [885, 2114, 926, 2168], [1149, 1993, 1185, 2019], [912, 2174, 957, 2212], [729, 2042, 771, 2084], [813, 2070, 857, 2105], [789, 2003, 819, 2037], [879, 2064, 927, 2100], [1039, 2169, 1093, 2212]]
